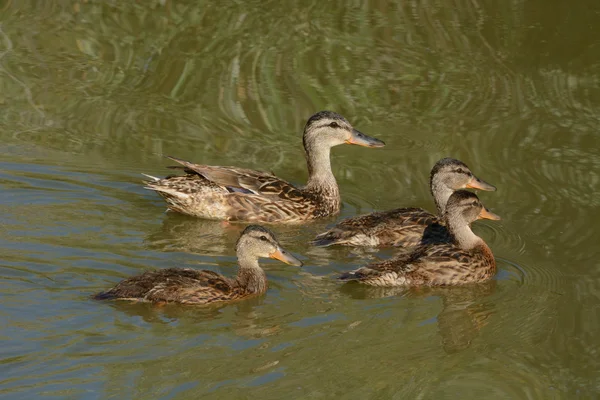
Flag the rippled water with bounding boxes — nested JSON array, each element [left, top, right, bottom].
[[1, 0, 599, 398]]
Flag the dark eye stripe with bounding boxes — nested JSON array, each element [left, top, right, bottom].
[[316, 122, 344, 130]]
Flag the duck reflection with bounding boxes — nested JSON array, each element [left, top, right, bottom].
[[340, 280, 496, 353], [144, 213, 245, 255], [103, 294, 282, 338], [419, 281, 496, 353]]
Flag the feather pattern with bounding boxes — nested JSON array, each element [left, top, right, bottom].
[[312, 207, 447, 247], [94, 225, 302, 305], [143, 111, 384, 223], [340, 243, 495, 287], [94, 268, 240, 304], [312, 158, 495, 248], [339, 190, 499, 287]]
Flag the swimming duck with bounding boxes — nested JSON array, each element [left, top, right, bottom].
[[311, 158, 495, 248], [339, 190, 500, 287], [94, 225, 302, 305], [143, 111, 385, 223]]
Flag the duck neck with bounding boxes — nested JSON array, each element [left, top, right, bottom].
[[305, 145, 340, 200], [447, 218, 481, 250], [431, 178, 453, 216], [235, 254, 268, 294]]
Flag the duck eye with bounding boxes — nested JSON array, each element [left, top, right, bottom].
[[455, 168, 466, 174], [259, 235, 269, 242], [329, 122, 340, 129]]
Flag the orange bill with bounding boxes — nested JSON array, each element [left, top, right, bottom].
[[270, 248, 303, 266], [345, 129, 386, 148], [478, 208, 501, 221], [466, 176, 497, 191]]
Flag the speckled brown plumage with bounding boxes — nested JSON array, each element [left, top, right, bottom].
[[313, 207, 446, 248], [94, 268, 240, 304], [339, 190, 500, 287], [143, 111, 385, 223], [94, 225, 302, 305], [312, 158, 496, 248]]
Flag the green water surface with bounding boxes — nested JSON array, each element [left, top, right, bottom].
[[1, 1, 599, 398]]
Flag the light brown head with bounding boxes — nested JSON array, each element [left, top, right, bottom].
[[444, 190, 500, 248], [430, 158, 496, 193], [302, 111, 385, 153], [235, 225, 303, 267], [445, 190, 500, 224], [429, 158, 496, 214]]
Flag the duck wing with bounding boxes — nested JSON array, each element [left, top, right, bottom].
[[167, 156, 304, 201], [340, 244, 477, 286], [94, 268, 235, 303], [312, 208, 438, 247]]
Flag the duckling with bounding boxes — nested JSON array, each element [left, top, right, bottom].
[[143, 111, 385, 223], [312, 158, 495, 248], [339, 190, 500, 287], [94, 225, 302, 305]]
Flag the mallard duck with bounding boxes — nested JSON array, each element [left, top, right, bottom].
[[94, 225, 302, 305], [143, 111, 385, 223], [311, 158, 496, 248], [339, 190, 500, 287]]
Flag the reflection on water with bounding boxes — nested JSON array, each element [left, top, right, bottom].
[[144, 213, 242, 255], [1, 0, 600, 398], [340, 274, 501, 354], [103, 295, 282, 339], [427, 283, 497, 354]]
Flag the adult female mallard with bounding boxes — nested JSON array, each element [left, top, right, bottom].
[[339, 190, 500, 287], [311, 158, 495, 248], [94, 225, 302, 305], [143, 111, 385, 223]]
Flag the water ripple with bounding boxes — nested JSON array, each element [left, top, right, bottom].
[[0, 0, 599, 397]]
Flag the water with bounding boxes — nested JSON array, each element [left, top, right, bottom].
[[1, 0, 599, 398]]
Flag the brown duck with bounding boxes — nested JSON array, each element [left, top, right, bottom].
[[312, 158, 495, 248], [94, 225, 302, 305], [339, 190, 500, 287], [143, 111, 385, 223]]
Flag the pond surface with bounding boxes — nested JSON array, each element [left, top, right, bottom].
[[1, 0, 599, 398]]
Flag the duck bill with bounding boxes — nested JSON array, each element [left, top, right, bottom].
[[345, 129, 385, 148], [269, 248, 303, 267], [466, 176, 497, 191], [478, 208, 501, 221]]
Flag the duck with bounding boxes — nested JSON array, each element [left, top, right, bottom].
[[143, 111, 385, 223], [311, 158, 496, 248], [93, 225, 302, 305], [338, 190, 500, 287]]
